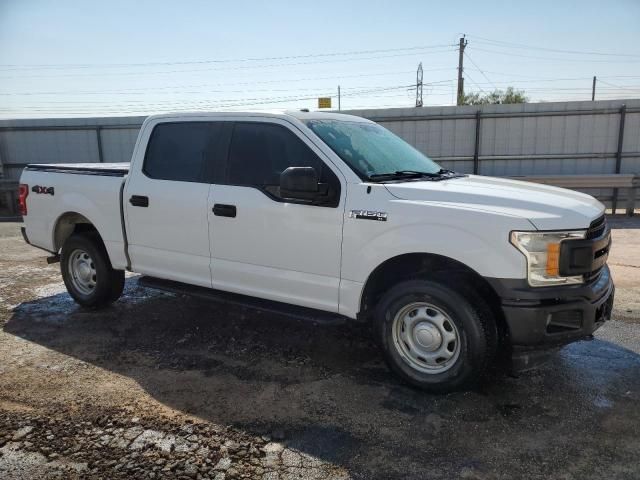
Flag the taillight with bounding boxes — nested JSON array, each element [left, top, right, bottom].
[[18, 184, 28, 216]]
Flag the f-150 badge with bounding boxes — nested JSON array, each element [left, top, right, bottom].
[[349, 210, 387, 221]]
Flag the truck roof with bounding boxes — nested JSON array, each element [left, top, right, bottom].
[[144, 110, 372, 124]]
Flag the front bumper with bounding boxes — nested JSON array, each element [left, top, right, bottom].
[[486, 265, 614, 348]]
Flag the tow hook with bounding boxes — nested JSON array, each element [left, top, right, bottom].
[[46, 254, 60, 264]]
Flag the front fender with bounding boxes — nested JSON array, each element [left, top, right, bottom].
[[338, 197, 533, 318], [343, 196, 532, 284], [347, 221, 527, 284]]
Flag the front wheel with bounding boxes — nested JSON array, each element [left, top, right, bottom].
[[374, 279, 496, 393], [61, 232, 125, 308]]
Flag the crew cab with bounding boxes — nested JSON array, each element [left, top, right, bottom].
[[18, 111, 614, 392]]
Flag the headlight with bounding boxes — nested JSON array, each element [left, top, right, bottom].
[[510, 230, 587, 287]]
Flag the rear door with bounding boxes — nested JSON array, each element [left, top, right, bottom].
[[124, 121, 229, 287], [208, 119, 345, 312]]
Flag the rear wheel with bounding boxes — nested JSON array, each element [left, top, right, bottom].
[[61, 232, 124, 308], [374, 279, 496, 392]]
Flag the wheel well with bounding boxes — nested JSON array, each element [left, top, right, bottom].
[[359, 253, 508, 338], [53, 212, 99, 252]]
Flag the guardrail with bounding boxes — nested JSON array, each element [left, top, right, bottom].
[[511, 174, 639, 216]]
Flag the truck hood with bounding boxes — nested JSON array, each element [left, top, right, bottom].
[[383, 175, 604, 230]]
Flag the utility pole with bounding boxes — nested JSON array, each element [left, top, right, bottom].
[[457, 35, 467, 106], [338, 85, 341, 111], [592, 76, 596, 101], [416, 62, 423, 107]]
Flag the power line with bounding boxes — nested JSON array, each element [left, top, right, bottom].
[[439, 81, 640, 91], [597, 79, 640, 91], [0, 43, 457, 69], [491, 86, 640, 92], [466, 34, 640, 58], [0, 74, 456, 99], [463, 69, 587, 80], [1, 85, 424, 102], [2, 33, 639, 117], [469, 46, 640, 63], [601, 75, 640, 79], [0, 70, 456, 96], [462, 73, 593, 83], [463, 52, 497, 89], [0, 84, 419, 114], [0, 48, 456, 80], [463, 71, 488, 94]]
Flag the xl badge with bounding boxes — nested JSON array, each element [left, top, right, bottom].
[[349, 210, 387, 221]]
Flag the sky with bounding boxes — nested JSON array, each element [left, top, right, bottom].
[[0, 0, 639, 118]]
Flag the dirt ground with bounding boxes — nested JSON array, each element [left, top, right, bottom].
[[0, 217, 639, 480]]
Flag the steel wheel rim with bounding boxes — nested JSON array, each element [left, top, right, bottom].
[[69, 249, 97, 296], [392, 301, 461, 374]]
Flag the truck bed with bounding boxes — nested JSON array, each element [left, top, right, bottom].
[[25, 163, 130, 177], [20, 162, 129, 266]]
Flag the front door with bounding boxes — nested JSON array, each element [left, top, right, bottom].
[[209, 120, 345, 312]]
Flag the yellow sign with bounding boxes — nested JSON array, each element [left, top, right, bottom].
[[318, 97, 332, 109]]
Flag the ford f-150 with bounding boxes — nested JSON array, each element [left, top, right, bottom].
[[18, 111, 614, 392]]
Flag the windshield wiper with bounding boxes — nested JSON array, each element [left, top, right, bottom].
[[368, 170, 439, 181], [368, 169, 463, 182], [437, 168, 459, 175]]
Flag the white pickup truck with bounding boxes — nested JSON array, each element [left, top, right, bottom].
[[19, 111, 614, 392]]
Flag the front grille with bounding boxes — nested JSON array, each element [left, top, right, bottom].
[[582, 215, 609, 282], [586, 215, 606, 240]]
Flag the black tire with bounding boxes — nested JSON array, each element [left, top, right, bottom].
[[374, 279, 496, 393], [60, 232, 125, 308]]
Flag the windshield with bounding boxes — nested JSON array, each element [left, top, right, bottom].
[[305, 119, 441, 180]]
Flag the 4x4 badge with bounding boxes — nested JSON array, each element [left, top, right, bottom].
[[349, 210, 387, 221], [31, 185, 55, 195]]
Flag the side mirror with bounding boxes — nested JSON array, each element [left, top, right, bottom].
[[280, 166, 319, 201]]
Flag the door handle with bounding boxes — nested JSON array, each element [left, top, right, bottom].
[[129, 195, 149, 207], [213, 204, 236, 217]]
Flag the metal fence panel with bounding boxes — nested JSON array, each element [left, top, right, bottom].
[[345, 99, 640, 208], [0, 116, 145, 181], [0, 101, 639, 211], [0, 129, 98, 171], [623, 111, 640, 154], [100, 127, 141, 163]]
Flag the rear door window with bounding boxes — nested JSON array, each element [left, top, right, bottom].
[[144, 122, 227, 183]]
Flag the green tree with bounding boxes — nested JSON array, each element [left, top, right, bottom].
[[463, 87, 528, 105]]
